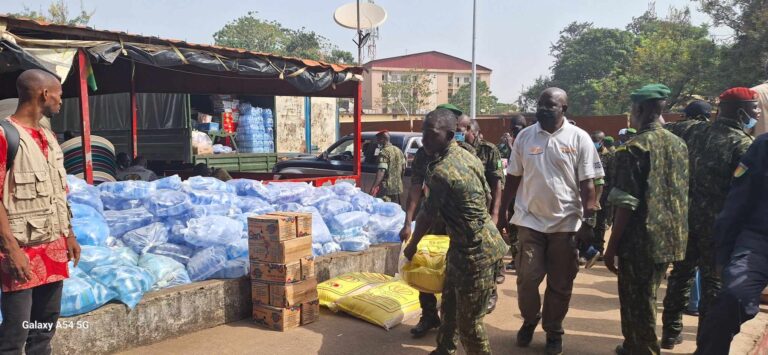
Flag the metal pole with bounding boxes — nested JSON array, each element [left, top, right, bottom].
[[76, 49, 94, 184], [470, 0, 477, 120], [129, 61, 138, 159], [357, 0, 362, 66]]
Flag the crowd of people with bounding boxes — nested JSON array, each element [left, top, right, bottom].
[[373, 68, 767, 355]]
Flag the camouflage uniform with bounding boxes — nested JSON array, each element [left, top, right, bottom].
[[593, 146, 615, 251], [608, 122, 689, 355], [375, 142, 405, 203], [662, 118, 753, 339], [423, 142, 509, 355], [411, 144, 476, 321], [498, 143, 512, 163]]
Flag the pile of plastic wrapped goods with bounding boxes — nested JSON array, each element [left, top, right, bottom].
[[236, 103, 275, 153], [61, 176, 405, 316]]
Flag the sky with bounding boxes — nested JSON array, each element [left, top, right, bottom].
[[3, 0, 731, 103]]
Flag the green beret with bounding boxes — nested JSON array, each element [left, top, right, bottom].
[[626, 128, 637, 134], [436, 103, 463, 116], [603, 136, 615, 143], [630, 84, 671, 103]]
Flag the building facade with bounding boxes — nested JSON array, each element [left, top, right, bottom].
[[362, 51, 492, 114]]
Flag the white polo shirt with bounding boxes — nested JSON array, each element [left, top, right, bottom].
[[506, 120, 604, 233]]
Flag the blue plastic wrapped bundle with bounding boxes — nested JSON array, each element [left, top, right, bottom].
[[227, 179, 276, 201], [112, 247, 139, 266], [152, 175, 182, 191], [88, 264, 155, 309], [333, 182, 358, 197], [322, 241, 341, 255], [121, 223, 169, 254], [138, 253, 191, 290], [312, 243, 323, 257], [99, 181, 156, 200], [104, 208, 153, 238], [164, 218, 189, 245], [268, 182, 313, 203], [105, 236, 125, 248], [297, 207, 332, 244], [184, 216, 243, 247], [186, 247, 229, 281], [185, 189, 238, 205], [144, 190, 191, 217], [61, 267, 117, 317], [351, 193, 377, 213], [147, 243, 196, 265], [236, 196, 274, 215], [188, 203, 240, 218], [373, 202, 403, 217], [101, 194, 144, 211], [226, 239, 248, 260], [278, 203, 303, 212], [329, 211, 370, 234], [299, 187, 335, 206], [339, 237, 370, 252], [70, 203, 101, 220], [77, 246, 119, 273], [72, 216, 110, 246], [67, 175, 104, 213], [373, 230, 401, 244], [184, 176, 234, 193], [366, 211, 407, 236], [210, 259, 249, 279], [157, 268, 191, 289], [317, 199, 353, 220]]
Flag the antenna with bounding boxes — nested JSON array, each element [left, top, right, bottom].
[[334, 1, 387, 65]]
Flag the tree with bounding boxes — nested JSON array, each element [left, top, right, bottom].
[[698, 0, 768, 88], [449, 81, 499, 115], [518, 5, 720, 115], [9, 0, 94, 26], [213, 12, 355, 64], [378, 70, 435, 115]]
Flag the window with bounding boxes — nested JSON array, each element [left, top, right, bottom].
[[329, 139, 354, 157], [381, 73, 385, 81], [464, 77, 470, 84], [404, 137, 423, 167]]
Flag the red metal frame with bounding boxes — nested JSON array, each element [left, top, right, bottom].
[[76, 49, 94, 184], [129, 62, 138, 158], [352, 81, 362, 186]]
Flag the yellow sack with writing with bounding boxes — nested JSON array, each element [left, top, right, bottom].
[[334, 280, 424, 330], [317, 272, 393, 310], [401, 235, 450, 294]]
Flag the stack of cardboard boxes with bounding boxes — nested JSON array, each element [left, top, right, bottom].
[[249, 212, 320, 331]]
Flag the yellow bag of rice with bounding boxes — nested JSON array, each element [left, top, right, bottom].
[[401, 235, 450, 293], [334, 280, 423, 330], [317, 272, 392, 310]]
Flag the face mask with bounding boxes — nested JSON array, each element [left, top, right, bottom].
[[739, 109, 758, 130], [454, 132, 465, 142], [536, 108, 558, 125], [594, 142, 602, 150]]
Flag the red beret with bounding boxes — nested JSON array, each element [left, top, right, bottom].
[[719, 87, 758, 102]]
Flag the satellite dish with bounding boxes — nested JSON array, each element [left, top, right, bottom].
[[334, 2, 387, 30]]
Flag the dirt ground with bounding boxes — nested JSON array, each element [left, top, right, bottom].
[[120, 259, 701, 355]]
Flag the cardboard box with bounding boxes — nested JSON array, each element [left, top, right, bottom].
[[269, 278, 318, 308], [248, 215, 297, 242], [251, 281, 270, 305], [269, 212, 312, 238], [300, 257, 315, 280], [301, 299, 320, 325], [250, 260, 303, 283], [252, 304, 301, 331], [193, 145, 213, 155], [249, 237, 312, 264]]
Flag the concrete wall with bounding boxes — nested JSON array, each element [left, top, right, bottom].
[[51, 244, 401, 355]]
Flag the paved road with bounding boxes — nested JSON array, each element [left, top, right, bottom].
[[121, 260, 701, 355]]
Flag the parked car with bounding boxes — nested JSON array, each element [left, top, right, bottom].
[[273, 131, 422, 206]]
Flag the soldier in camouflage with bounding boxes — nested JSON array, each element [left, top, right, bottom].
[[370, 130, 405, 203], [404, 108, 508, 355], [400, 105, 477, 339], [604, 84, 689, 355], [457, 116, 506, 312], [665, 100, 711, 141], [660, 89, 756, 350]]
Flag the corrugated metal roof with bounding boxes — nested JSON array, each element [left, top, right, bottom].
[[364, 51, 491, 72], [0, 15, 363, 74]]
